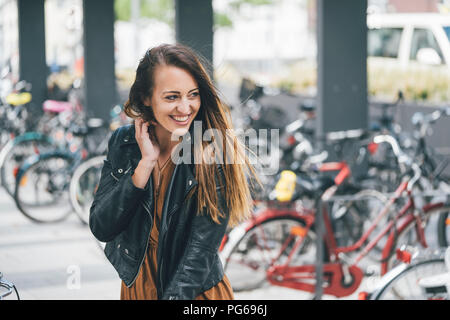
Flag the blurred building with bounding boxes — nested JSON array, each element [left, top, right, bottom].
[[44, 0, 83, 74], [0, 0, 83, 80], [115, 19, 174, 70], [0, 0, 19, 80], [213, 0, 315, 85]]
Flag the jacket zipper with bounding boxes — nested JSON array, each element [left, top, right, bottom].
[[142, 201, 152, 216], [129, 167, 162, 289], [157, 180, 198, 297], [114, 163, 153, 287], [111, 165, 132, 182]]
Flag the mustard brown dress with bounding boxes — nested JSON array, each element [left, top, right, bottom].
[[120, 158, 234, 300]]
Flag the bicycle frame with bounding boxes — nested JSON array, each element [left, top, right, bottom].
[[260, 163, 448, 298]]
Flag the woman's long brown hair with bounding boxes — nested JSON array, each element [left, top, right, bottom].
[[124, 43, 262, 227]]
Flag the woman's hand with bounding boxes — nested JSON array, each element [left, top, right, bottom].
[[132, 118, 160, 189], [135, 118, 160, 162]]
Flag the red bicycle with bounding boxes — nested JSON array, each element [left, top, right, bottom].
[[220, 134, 450, 298]]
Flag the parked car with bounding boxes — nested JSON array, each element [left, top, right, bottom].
[[367, 13, 450, 69]]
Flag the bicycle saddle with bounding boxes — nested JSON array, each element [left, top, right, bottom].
[[6, 92, 32, 106], [43, 100, 73, 113]]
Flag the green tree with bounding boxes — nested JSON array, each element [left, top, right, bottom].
[[114, 0, 275, 29], [114, 0, 174, 25], [228, 0, 274, 11], [114, 0, 132, 21], [215, 0, 275, 29], [141, 0, 174, 26], [214, 12, 233, 30]]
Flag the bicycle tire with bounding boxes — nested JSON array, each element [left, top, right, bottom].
[[383, 204, 450, 273], [331, 188, 388, 261], [14, 153, 75, 223], [0, 134, 53, 197], [221, 215, 315, 293], [371, 258, 446, 300], [69, 155, 106, 225]]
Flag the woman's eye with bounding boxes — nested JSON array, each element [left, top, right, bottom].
[[166, 95, 178, 101], [190, 92, 200, 98]]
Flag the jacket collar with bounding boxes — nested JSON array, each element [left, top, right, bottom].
[[118, 124, 137, 147]]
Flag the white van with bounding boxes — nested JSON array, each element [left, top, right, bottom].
[[367, 13, 450, 69]]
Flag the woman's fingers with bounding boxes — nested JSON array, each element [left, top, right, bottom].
[[135, 118, 142, 139], [135, 118, 150, 141], [148, 119, 158, 126], [147, 122, 158, 145], [132, 118, 160, 160], [141, 121, 149, 139], [135, 118, 159, 149]]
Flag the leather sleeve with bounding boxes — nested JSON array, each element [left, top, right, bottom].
[[89, 129, 150, 242]]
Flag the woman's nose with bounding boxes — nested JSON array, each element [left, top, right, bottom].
[[177, 98, 191, 114]]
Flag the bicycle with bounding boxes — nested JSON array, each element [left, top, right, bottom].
[[12, 104, 126, 224], [0, 84, 84, 198], [410, 107, 450, 247], [0, 272, 20, 300], [13, 118, 109, 223], [68, 105, 129, 225], [365, 246, 449, 300], [220, 134, 450, 298]]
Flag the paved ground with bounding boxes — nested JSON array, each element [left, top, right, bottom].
[[0, 187, 121, 300], [0, 185, 384, 300]]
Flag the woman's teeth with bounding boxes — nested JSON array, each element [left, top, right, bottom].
[[171, 115, 189, 121]]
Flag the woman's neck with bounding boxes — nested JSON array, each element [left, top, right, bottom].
[[154, 125, 179, 157]]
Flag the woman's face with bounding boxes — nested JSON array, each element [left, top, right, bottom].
[[145, 65, 201, 137]]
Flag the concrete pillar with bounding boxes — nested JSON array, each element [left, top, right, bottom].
[[316, 0, 368, 136], [17, 0, 47, 109], [82, 0, 117, 121], [174, 0, 214, 79]]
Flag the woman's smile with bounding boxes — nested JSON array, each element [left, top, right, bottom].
[[169, 113, 192, 125]]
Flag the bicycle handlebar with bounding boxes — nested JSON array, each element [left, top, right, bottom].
[[412, 106, 450, 138], [373, 134, 422, 191], [373, 134, 409, 164]]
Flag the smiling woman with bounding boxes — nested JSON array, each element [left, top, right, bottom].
[[89, 43, 262, 300], [145, 65, 201, 134]]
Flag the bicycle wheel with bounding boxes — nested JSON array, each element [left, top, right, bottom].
[[222, 216, 316, 293], [0, 130, 10, 150], [372, 258, 446, 300], [0, 135, 53, 197], [438, 211, 449, 248], [14, 153, 75, 223], [331, 189, 388, 259], [384, 204, 450, 273], [69, 155, 106, 225]]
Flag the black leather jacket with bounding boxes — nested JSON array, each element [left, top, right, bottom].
[[89, 124, 229, 300]]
